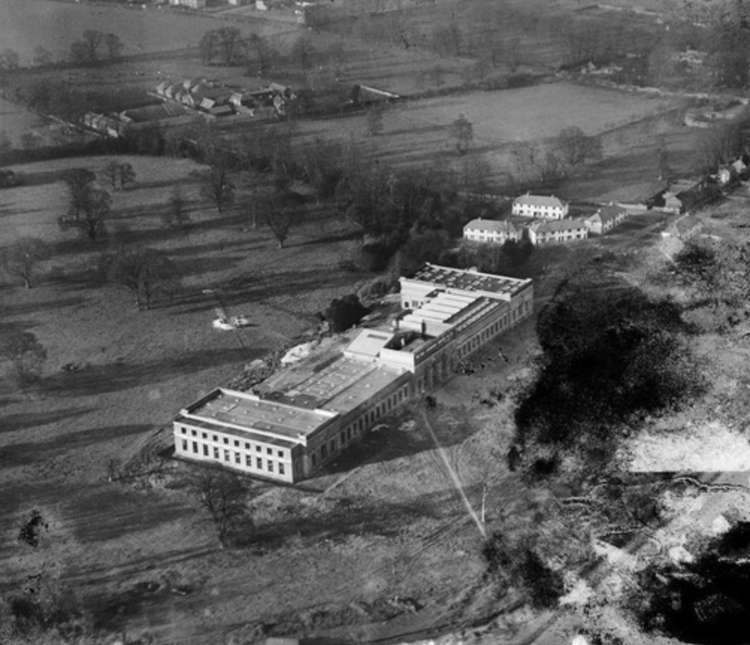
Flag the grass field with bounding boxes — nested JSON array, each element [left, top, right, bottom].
[[0, 153, 527, 642], [1, 148, 728, 642], [286, 80, 688, 199], [0, 0, 297, 64]]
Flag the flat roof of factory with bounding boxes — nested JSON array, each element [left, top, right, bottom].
[[183, 388, 335, 441], [406, 263, 531, 297]]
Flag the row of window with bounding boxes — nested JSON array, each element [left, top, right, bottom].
[[310, 383, 410, 467], [455, 310, 514, 359], [179, 439, 288, 477], [179, 426, 286, 460]]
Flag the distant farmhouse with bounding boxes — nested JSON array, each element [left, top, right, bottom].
[[463, 218, 521, 245], [512, 193, 569, 220], [169, 0, 206, 8], [173, 264, 533, 482], [527, 218, 589, 246]]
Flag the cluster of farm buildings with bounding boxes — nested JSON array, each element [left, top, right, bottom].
[[174, 264, 533, 482], [83, 79, 296, 138]]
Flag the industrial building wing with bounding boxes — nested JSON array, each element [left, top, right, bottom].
[[174, 264, 533, 482]]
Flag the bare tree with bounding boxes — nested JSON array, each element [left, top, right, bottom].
[[0, 238, 49, 288], [79, 188, 111, 241], [201, 158, 235, 214], [82, 29, 103, 63], [103, 245, 179, 310], [63, 168, 96, 221], [199, 30, 218, 65], [263, 197, 298, 249], [699, 120, 744, 171], [119, 162, 136, 190], [191, 468, 250, 546], [162, 186, 191, 233], [0, 329, 47, 388], [104, 33, 124, 61], [449, 114, 474, 156], [101, 160, 121, 191], [291, 34, 316, 71]]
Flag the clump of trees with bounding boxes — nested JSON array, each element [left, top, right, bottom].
[[100, 160, 136, 191], [1, 328, 47, 389], [324, 294, 370, 332], [0, 237, 49, 288], [514, 274, 704, 477], [59, 185, 111, 242], [69, 30, 123, 64], [100, 245, 179, 311], [199, 27, 277, 73]]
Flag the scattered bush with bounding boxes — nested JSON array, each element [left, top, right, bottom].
[[482, 532, 564, 609], [17, 510, 48, 548], [324, 294, 370, 333]]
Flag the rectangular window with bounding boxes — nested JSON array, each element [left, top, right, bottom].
[[191, 429, 196, 437], [256, 445, 261, 452], [181, 439, 187, 450], [312, 454, 317, 466], [321, 445, 328, 458], [224, 450, 229, 462], [181, 427, 186, 435], [234, 440, 239, 447], [223, 437, 228, 444], [256, 457, 262, 469], [213, 447, 219, 459], [212, 435, 217, 442], [245, 442, 250, 450], [203, 444, 208, 456], [279, 463, 285, 475], [277, 450, 283, 458], [235, 452, 240, 464], [267, 447, 272, 455], [192, 441, 198, 453], [246, 455, 252, 467], [201, 432, 207, 439], [267, 461, 274, 473]]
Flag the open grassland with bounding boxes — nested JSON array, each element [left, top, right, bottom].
[[0, 153, 517, 642], [0, 0, 297, 64], [288, 81, 689, 199]]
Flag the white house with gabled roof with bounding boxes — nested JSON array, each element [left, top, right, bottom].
[[512, 193, 569, 219], [463, 218, 521, 245]]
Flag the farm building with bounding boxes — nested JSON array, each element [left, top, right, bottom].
[[527, 219, 589, 246], [174, 264, 533, 482], [584, 204, 627, 235], [512, 193, 569, 220], [169, 0, 206, 8], [463, 218, 521, 245]]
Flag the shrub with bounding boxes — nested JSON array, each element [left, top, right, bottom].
[[324, 294, 370, 333]]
